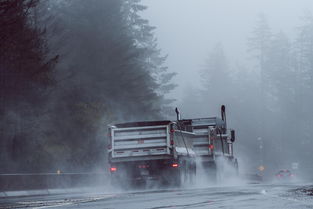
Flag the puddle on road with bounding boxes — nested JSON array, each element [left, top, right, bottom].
[[293, 186, 313, 196]]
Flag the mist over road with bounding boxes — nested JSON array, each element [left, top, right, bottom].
[[1, 183, 313, 209], [1, 1, 313, 209]]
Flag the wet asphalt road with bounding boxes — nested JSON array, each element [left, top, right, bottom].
[[1, 183, 313, 209]]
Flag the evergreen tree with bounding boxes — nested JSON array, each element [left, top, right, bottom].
[[294, 13, 313, 165], [246, 14, 272, 159], [122, 0, 177, 114], [200, 43, 231, 112], [265, 31, 296, 162], [40, 0, 175, 170], [295, 13, 313, 114], [247, 13, 272, 75], [0, 0, 57, 172]]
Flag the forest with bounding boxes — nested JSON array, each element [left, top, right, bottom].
[[1, 0, 313, 176], [181, 13, 313, 174], [0, 0, 175, 172]]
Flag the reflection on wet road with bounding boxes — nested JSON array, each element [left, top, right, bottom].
[[1, 183, 313, 209]]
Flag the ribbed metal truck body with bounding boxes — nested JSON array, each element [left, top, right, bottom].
[[177, 105, 238, 181], [180, 117, 234, 161], [107, 120, 196, 187]]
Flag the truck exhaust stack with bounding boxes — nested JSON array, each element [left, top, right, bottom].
[[221, 105, 226, 121], [175, 107, 181, 120]]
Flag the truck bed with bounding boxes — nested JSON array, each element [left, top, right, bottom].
[[180, 118, 229, 157], [110, 122, 171, 161]]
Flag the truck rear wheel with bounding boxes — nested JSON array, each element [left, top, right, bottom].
[[171, 169, 182, 187], [160, 168, 181, 187], [206, 162, 217, 184]]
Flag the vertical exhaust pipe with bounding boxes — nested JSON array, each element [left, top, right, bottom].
[[175, 107, 181, 121], [221, 105, 226, 121], [221, 105, 227, 130]]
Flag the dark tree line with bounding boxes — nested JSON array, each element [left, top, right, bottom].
[[0, 0, 175, 172], [0, 0, 58, 172]]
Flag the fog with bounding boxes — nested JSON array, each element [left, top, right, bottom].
[[142, 0, 312, 99], [141, 0, 313, 179], [1, 0, 312, 184], [0, 0, 174, 173]]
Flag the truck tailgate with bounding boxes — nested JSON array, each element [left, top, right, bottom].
[[192, 125, 228, 156], [111, 125, 170, 159], [192, 125, 212, 156]]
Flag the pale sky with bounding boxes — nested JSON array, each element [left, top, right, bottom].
[[141, 0, 312, 103]]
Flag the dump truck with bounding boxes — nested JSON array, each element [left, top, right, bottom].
[[178, 105, 238, 181], [107, 120, 196, 188]]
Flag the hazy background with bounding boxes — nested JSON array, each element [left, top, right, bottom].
[[1, 0, 313, 180], [142, 0, 312, 100], [141, 0, 313, 177]]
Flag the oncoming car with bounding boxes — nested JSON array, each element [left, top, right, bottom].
[[275, 169, 295, 181]]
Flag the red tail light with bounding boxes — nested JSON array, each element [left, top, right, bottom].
[[138, 165, 149, 168], [208, 144, 214, 150], [110, 167, 117, 172], [172, 163, 179, 168]]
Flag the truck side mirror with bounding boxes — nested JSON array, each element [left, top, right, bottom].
[[230, 130, 235, 142]]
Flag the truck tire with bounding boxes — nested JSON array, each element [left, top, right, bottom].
[[173, 169, 182, 187], [204, 162, 217, 184], [130, 179, 146, 189], [233, 158, 239, 177], [160, 169, 181, 187], [211, 167, 218, 184], [187, 161, 196, 184]]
